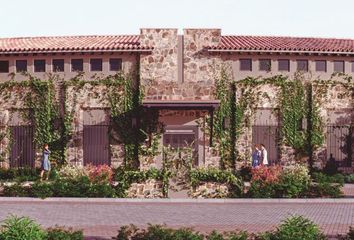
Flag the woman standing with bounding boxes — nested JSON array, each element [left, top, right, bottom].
[[40, 144, 51, 181], [252, 145, 261, 168]]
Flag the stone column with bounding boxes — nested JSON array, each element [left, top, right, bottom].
[[183, 28, 221, 83]]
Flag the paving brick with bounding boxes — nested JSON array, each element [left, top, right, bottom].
[[0, 201, 352, 239]]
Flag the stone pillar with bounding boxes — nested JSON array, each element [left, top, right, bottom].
[[183, 29, 221, 83], [140, 28, 178, 84]]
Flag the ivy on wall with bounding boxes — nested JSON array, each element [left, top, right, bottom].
[[212, 68, 353, 168]]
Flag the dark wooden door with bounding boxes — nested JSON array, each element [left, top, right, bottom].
[[83, 125, 110, 166], [10, 126, 35, 168], [327, 125, 353, 167], [252, 126, 280, 165], [252, 109, 280, 165]]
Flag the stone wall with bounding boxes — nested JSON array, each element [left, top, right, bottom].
[[127, 179, 163, 198], [140, 29, 178, 83], [0, 86, 39, 168], [189, 182, 229, 198], [65, 84, 125, 167], [183, 29, 222, 84]]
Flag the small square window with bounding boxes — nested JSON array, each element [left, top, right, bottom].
[[109, 58, 122, 71], [278, 59, 290, 71], [90, 58, 102, 72], [352, 61, 354, 73], [315, 60, 326, 72], [16, 60, 27, 72], [71, 59, 83, 72], [333, 60, 344, 73], [34, 60, 46, 72], [297, 60, 308, 72], [240, 59, 252, 71], [52, 59, 64, 72], [0, 60, 9, 73], [259, 59, 271, 71]]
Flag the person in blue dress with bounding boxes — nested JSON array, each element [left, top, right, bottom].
[[251, 144, 261, 168], [40, 144, 51, 181]]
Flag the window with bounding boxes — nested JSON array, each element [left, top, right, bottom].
[[315, 60, 326, 72], [34, 60, 45, 72], [352, 61, 354, 73], [52, 59, 64, 72], [16, 60, 27, 72], [109, 58, 122, 71], [71, 59, 83, 72], [240, 59, 252, 71], [90, 58, 102, 71], [278, 59, 290, 71], [297, 60, 308, 72], [259, 59, 271, 71], [0, 61, 9, 73], [333, 60, 344, 73]]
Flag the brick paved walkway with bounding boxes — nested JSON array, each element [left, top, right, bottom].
[[0, 199, 353, 239]]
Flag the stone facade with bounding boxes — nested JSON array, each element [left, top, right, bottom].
[[0, 28, 352, 173]]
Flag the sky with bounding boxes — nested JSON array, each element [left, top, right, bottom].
[[1, 0, 353, 39]]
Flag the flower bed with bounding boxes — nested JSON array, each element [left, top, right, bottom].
[[247, 165, 343, 198]]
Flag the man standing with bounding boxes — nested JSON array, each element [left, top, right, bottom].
[[260, 144, 268, 166]]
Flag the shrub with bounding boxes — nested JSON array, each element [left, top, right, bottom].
[[339, 226, 354, 240], [115, 225, 205, 240], [46, 226, 83, 240], [30, 181, 54, 199], [251, 166, 282, 184], [345, 174, 354, 184], [57, 165, 87, 181], [0, 215, 46, 240], [85, 164, 113, 184], [277, 164, 310, 198], [2, 183, 29, 197], [0, 168, 40, 182], [309, 172, 343, 198], [261, 215, 326, 240], [239, 165, 252, 182], [248, 166, 282, 198], [87, 182, 117, 198], [51, 176, 91, 197]]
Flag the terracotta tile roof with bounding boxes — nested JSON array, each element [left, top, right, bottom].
[[208, 36, 354, 53], [0, 35, 150, 53]]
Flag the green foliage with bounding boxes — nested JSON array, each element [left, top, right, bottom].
[[46, 226, 83, 240], [115, 225, 205, 240], [345, 174, 354, 184], [113, 167, 165, 197], [339, 227, 354, 240], [30, 181, 54, 199], [2, 183, 29, 197], [261, 215, 326, 240], [190, 168, 243, 197], [248, 165, 312, 198], [309, 172, 344, 198], [278, 79, 306, 151], [0, 168, 40, 182], [0, 215, 46, 240], [24, 75, 62, 165]]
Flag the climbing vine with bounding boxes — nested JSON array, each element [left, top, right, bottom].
[[211, 67, 353, 167]]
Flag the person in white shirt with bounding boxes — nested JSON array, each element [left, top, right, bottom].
[[260, 144, 268, 166]]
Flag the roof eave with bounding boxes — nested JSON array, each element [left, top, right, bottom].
[[0, 48, 153, 55], [207, 48, 354, 56]]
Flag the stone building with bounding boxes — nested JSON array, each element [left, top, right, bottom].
[[0, 29, 353, 172]]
